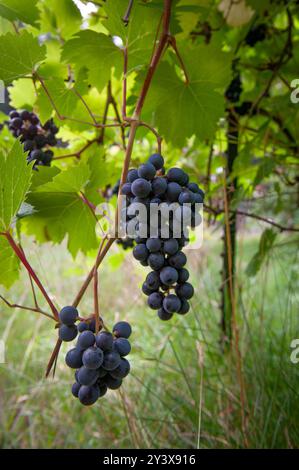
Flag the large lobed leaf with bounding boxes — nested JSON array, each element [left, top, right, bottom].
[[0, 31, 46, 84], [24, 161, 100, 257], [61, 30, 122, 93], [139, 43, 232, 145], [0, 0, 39, 26]]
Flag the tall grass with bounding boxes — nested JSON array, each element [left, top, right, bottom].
[[0, 229, 298, 448]]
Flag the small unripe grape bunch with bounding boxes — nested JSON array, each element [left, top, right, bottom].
[[8, 109, 59, 168], [119, 153, 204, 321], [60, 308, 132, 406]]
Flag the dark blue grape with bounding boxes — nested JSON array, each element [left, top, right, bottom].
[[11, 117, 23, 129], [77, 330, 95, 350], [71, 382, 81, 398], [148, 253, 165, 271], [178, 268, 189, 283], [78, 322, 88, 333], [177, 299, 190, 315], [95, 331, 114, 351], [178, 191, 195, 204], [59, 324, 78, 342], [138, 163, 156, 180], [163, 294, 182, 313], [152, 177, 167, 196], [133, 243, 149, 261], [148, 292, 164, 310], [131, 178, 152, 198], [142, 282, 156, 296], [163, 238, 179, 255], [59, 306, 78, 325], [148, 153, 164, 170], [78, 385, 99, 405], [158, 308, 173, 321], [167, 167, 188, 186], [77, 366, 99, 386], [104, 375, 122, 390], [193, 192, 204, 203], [114, 338, 131, 356], [23, 140, 35, 152], [176, 282, 194, 299], [127, 169, 139, 183], [9, 111, 19, 119], [146, 271, 161, 290], [113, 324, 132, 341], [35, 134, 47, 148], [110, 358, 130, 379], [82, 346, 104, 370], [166, 182, 182, 202], [121, 182, 132, 196], [20, 110, 31, 120], [88, 318, 96, 333], [146, 238, 162, 253], [188, 182, 200, 194], [41, 150, 53, 165], [98, 384, 108, 397], [30, 149, 43, 161], [102, 351, 121, 371], [160, 266, 178, 286], [65, 347, 83, 369], [168, 251, 187, 269]]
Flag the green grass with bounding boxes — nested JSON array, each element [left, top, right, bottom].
[[0, 230, 298, 449]]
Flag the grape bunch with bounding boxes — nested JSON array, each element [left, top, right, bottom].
[[245, 24, 267, 47], [119, 153, 204, 321], [225, 75, 242, 103], [58, 306, 132, 406], [8, 109, 58, 167]]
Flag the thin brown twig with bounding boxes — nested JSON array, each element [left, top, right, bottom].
[[122, 0, 134, 25], [72, 236, 111, 308], [45, 338, 62, 377], [0, 295, 56, 321], [122, 47, 128, 120], [204, 204, 299, 233], [168, 35, 190, 85], [138, 120, 162, 153], [2, 232, 59, 319], [72, 87, 98, 126], [52, 139, 98, 161]]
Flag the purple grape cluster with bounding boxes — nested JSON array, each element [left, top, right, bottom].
[[8, 109, 58, 167], [120, 153, 204, 321], [58, 306, 132, 406], [245, 24, 267, 47]]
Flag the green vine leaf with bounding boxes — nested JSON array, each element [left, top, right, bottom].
[[0, 139, 32, 231], [24, 192, 98, 257], [0, 0, 39, 26], [61, 30, 122, 92], [0, 236, 20, 288], [0, 31, 46, 84]]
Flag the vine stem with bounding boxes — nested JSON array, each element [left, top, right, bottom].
[[2, 232, 59, 320], [222, 175, 248, 447], [72, 0, 173, 308], [204, 205, 299, 233], [72, 236, 112, 308], [0, 295, 56, 321]]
